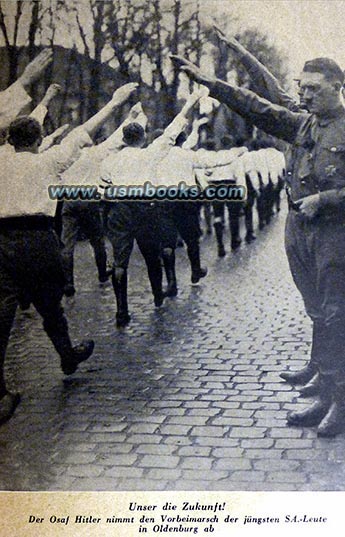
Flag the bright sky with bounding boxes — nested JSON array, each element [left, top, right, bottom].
[[2, 0, 345, 86], [201, 0, 345, 77]]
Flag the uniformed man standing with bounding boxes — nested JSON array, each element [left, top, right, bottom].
[[173, 53, 345, 437]]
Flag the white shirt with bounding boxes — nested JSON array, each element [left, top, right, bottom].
[[0, 128, 92, 218], [101, 145, 163, 187], [264, 147, 286, 185], [62, 109, 148, 186], [155, 146, 199, 187], [100, 112, 190, 187], [156, 147, 248, 188], [30, 103, 48, 126], [229, 151, 268, 190], [194, 148, 249, 189], [0, 81, 31, 131]]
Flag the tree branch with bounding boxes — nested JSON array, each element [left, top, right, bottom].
[[74, 7, 90, 57], [0, 2, 10, 48], [13, 0, 23, 47]]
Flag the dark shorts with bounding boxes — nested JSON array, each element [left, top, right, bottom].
[[0, 227, 65, 304], [159, 202, 201, 249], [61, 201, 105, 247], [106, 202, 162, 268]]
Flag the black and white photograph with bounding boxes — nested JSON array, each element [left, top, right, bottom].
[[1, 0, 345, 528]]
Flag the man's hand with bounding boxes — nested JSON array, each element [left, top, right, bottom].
[[213, 25, 246, 56], [128, 102, 143, 120], [112, 82, 138, 105], [195, 116, 209, 128], [189, 86, 210, 102], [41, 83, 62, 107], [19, 49, 53, 88], [170, 55, 214, 86], [213, 25, 228, 43], [170, 54, 195, 70], [295, 194, 321, 219]]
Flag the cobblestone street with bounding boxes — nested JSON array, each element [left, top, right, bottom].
[[1, 203, 345, 492]]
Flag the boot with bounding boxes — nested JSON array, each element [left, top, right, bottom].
[[218, 245, 226, 257], [43, 311, 94, 374], [204, 203, 212, 235], [0, 392, 21, 425], [299, 372, 320, 397], [144, 255, 165, 307], [317, 381, 345, 437], [162, 249, 178, 297], [60, 340, 95, 375], [92, 238, 108, 283], [280, 363, 316, 385], [214, 222, 225, 257], [61, 246, 75, 296], [229, 206, 241, 251], [280, 320, 326, 384], [112, 269, 131, 327], [63, 284, 76, 297], [230, 226, 242, 250], [244, 199, 256, 243], [191, 267, 208, 284], [245, 232, 256, 244], [287, 373, 332, 427], [154, 291, 167, 307], [231, 238, 242, 251], [187, 241, 207, 284], [99, 266, 113, 284]]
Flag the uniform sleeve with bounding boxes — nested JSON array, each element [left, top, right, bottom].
[[0, 81, 32, 130], [207, 79, 304, 144], [235, 46, 298, 111], [319, 188, 345, 208]]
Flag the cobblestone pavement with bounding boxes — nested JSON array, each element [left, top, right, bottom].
[[1, 203, 345, 492]]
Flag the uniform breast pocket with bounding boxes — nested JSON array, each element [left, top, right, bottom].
[[320, 144, 345, 180], [296, 150, 313, 180]]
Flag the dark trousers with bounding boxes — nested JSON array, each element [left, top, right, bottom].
[[274, 177, 285, 212], [61, 201, 107, 286], [213, 201, 243, 247], [257, 181, 275, 228], [107, 202, 163, 297], [0, 226, 72, 392], [160, 202, 202, 273], [285, 211, 345, 372]]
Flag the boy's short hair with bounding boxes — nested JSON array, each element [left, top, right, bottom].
[[122, 122, 145, 146], [220, 135, 235, 149], [201, 138, 216, 151], [8, 116, 42, 148]]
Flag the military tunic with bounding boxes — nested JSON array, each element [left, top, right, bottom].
[[206, 79, 345, 370]]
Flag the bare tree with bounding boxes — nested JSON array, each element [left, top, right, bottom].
[[0, 0, 24, 84]]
